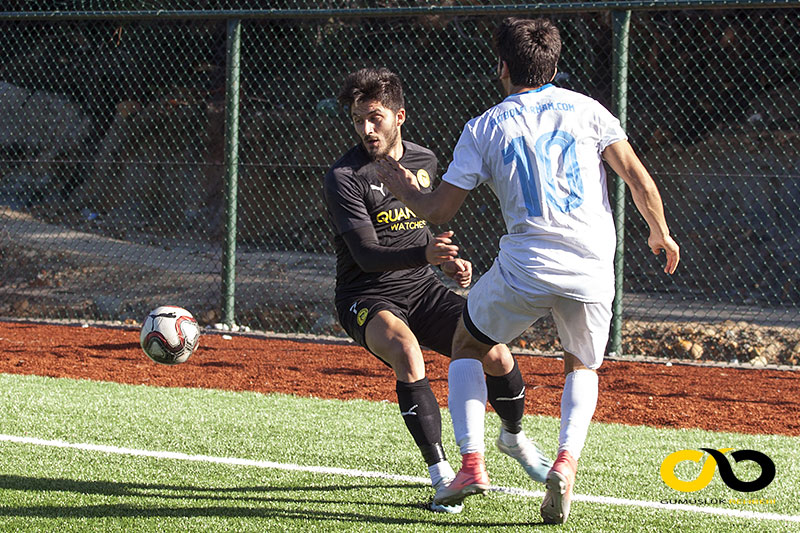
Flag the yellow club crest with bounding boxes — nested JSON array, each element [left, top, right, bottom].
[[416, 169, 431, 189]]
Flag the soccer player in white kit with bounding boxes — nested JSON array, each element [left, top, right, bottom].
[[376, 17, 680, 524]]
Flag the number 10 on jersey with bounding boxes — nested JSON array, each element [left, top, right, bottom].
[[502, 131, 584, 217]]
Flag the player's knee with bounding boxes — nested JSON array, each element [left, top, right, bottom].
[[384, 341, 426, 381], [481, 343, 515, 375]]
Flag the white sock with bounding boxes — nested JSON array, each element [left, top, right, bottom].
[[448, 358, 487, 456], [429, 460, 456, 487], [558, 369, 599, 461], [499, 427, 528, 447]]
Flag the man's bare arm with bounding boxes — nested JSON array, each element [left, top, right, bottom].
[[374, 157, 469, 225], [603, 139, 680, 274]]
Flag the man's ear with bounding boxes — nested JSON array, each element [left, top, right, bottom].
[[396, 107, 406, 127], [499, 60, 510, 80], [551, 66, 558, 82]]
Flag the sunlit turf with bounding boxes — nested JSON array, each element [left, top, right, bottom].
[[1, 373, 798, 532]]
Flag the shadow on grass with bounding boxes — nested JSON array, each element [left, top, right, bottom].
[[0, 475, 540, 527]]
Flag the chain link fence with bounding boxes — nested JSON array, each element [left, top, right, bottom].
[[1, 2, 798, 366]]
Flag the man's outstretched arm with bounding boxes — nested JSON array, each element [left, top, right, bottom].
[[375, 157, 470, 225], [603, 139, 680, 274], [342, 226, 460, 272]]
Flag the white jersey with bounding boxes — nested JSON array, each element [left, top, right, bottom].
[[442, 84, 627, 302]]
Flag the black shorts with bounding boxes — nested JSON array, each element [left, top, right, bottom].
[[335, 278, 465, 361]]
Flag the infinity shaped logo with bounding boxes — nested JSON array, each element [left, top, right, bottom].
[[660, 448, 775, 493]]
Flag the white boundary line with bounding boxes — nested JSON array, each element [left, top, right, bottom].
[[2, 433, 798, 524]]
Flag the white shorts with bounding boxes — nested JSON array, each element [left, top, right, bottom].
[[465, 260, 612, 370]]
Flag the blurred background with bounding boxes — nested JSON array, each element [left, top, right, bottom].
[[1, 1, 798, 366]]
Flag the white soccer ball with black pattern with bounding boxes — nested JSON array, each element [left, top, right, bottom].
[[140, 305, 200, 365]]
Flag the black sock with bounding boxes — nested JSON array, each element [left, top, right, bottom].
[[486, 359, 525, 434], [396, 377, 446, 466]]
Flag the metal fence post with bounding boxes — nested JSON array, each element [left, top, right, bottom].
[[222, 18, 242, 328], [610, 9, 631, 356]]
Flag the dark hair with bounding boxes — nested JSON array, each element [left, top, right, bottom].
[[494, 17, 561, 88], [337, 67, 405, 112]]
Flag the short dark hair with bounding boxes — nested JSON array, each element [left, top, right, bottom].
[[337, 67, 405, 112], [494, 17, 561, 88]]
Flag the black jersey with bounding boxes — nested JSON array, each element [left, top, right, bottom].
[[323, 141, 438, 303]]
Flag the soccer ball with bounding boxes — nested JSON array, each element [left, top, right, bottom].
[[140, 305, 200, 365]]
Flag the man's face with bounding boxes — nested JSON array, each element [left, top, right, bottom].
[[350, 99, 405, 160]]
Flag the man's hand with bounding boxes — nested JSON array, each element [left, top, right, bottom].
[[374, 157, 419, 203], [649, 233, 680, 274], [603, 140, 681, 276], [375, 156, 470, 225], [426, 231, 459, 266], [441, 257, 472, 288]]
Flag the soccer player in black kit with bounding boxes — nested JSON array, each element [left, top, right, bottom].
[[323, 68, 551, 512]]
